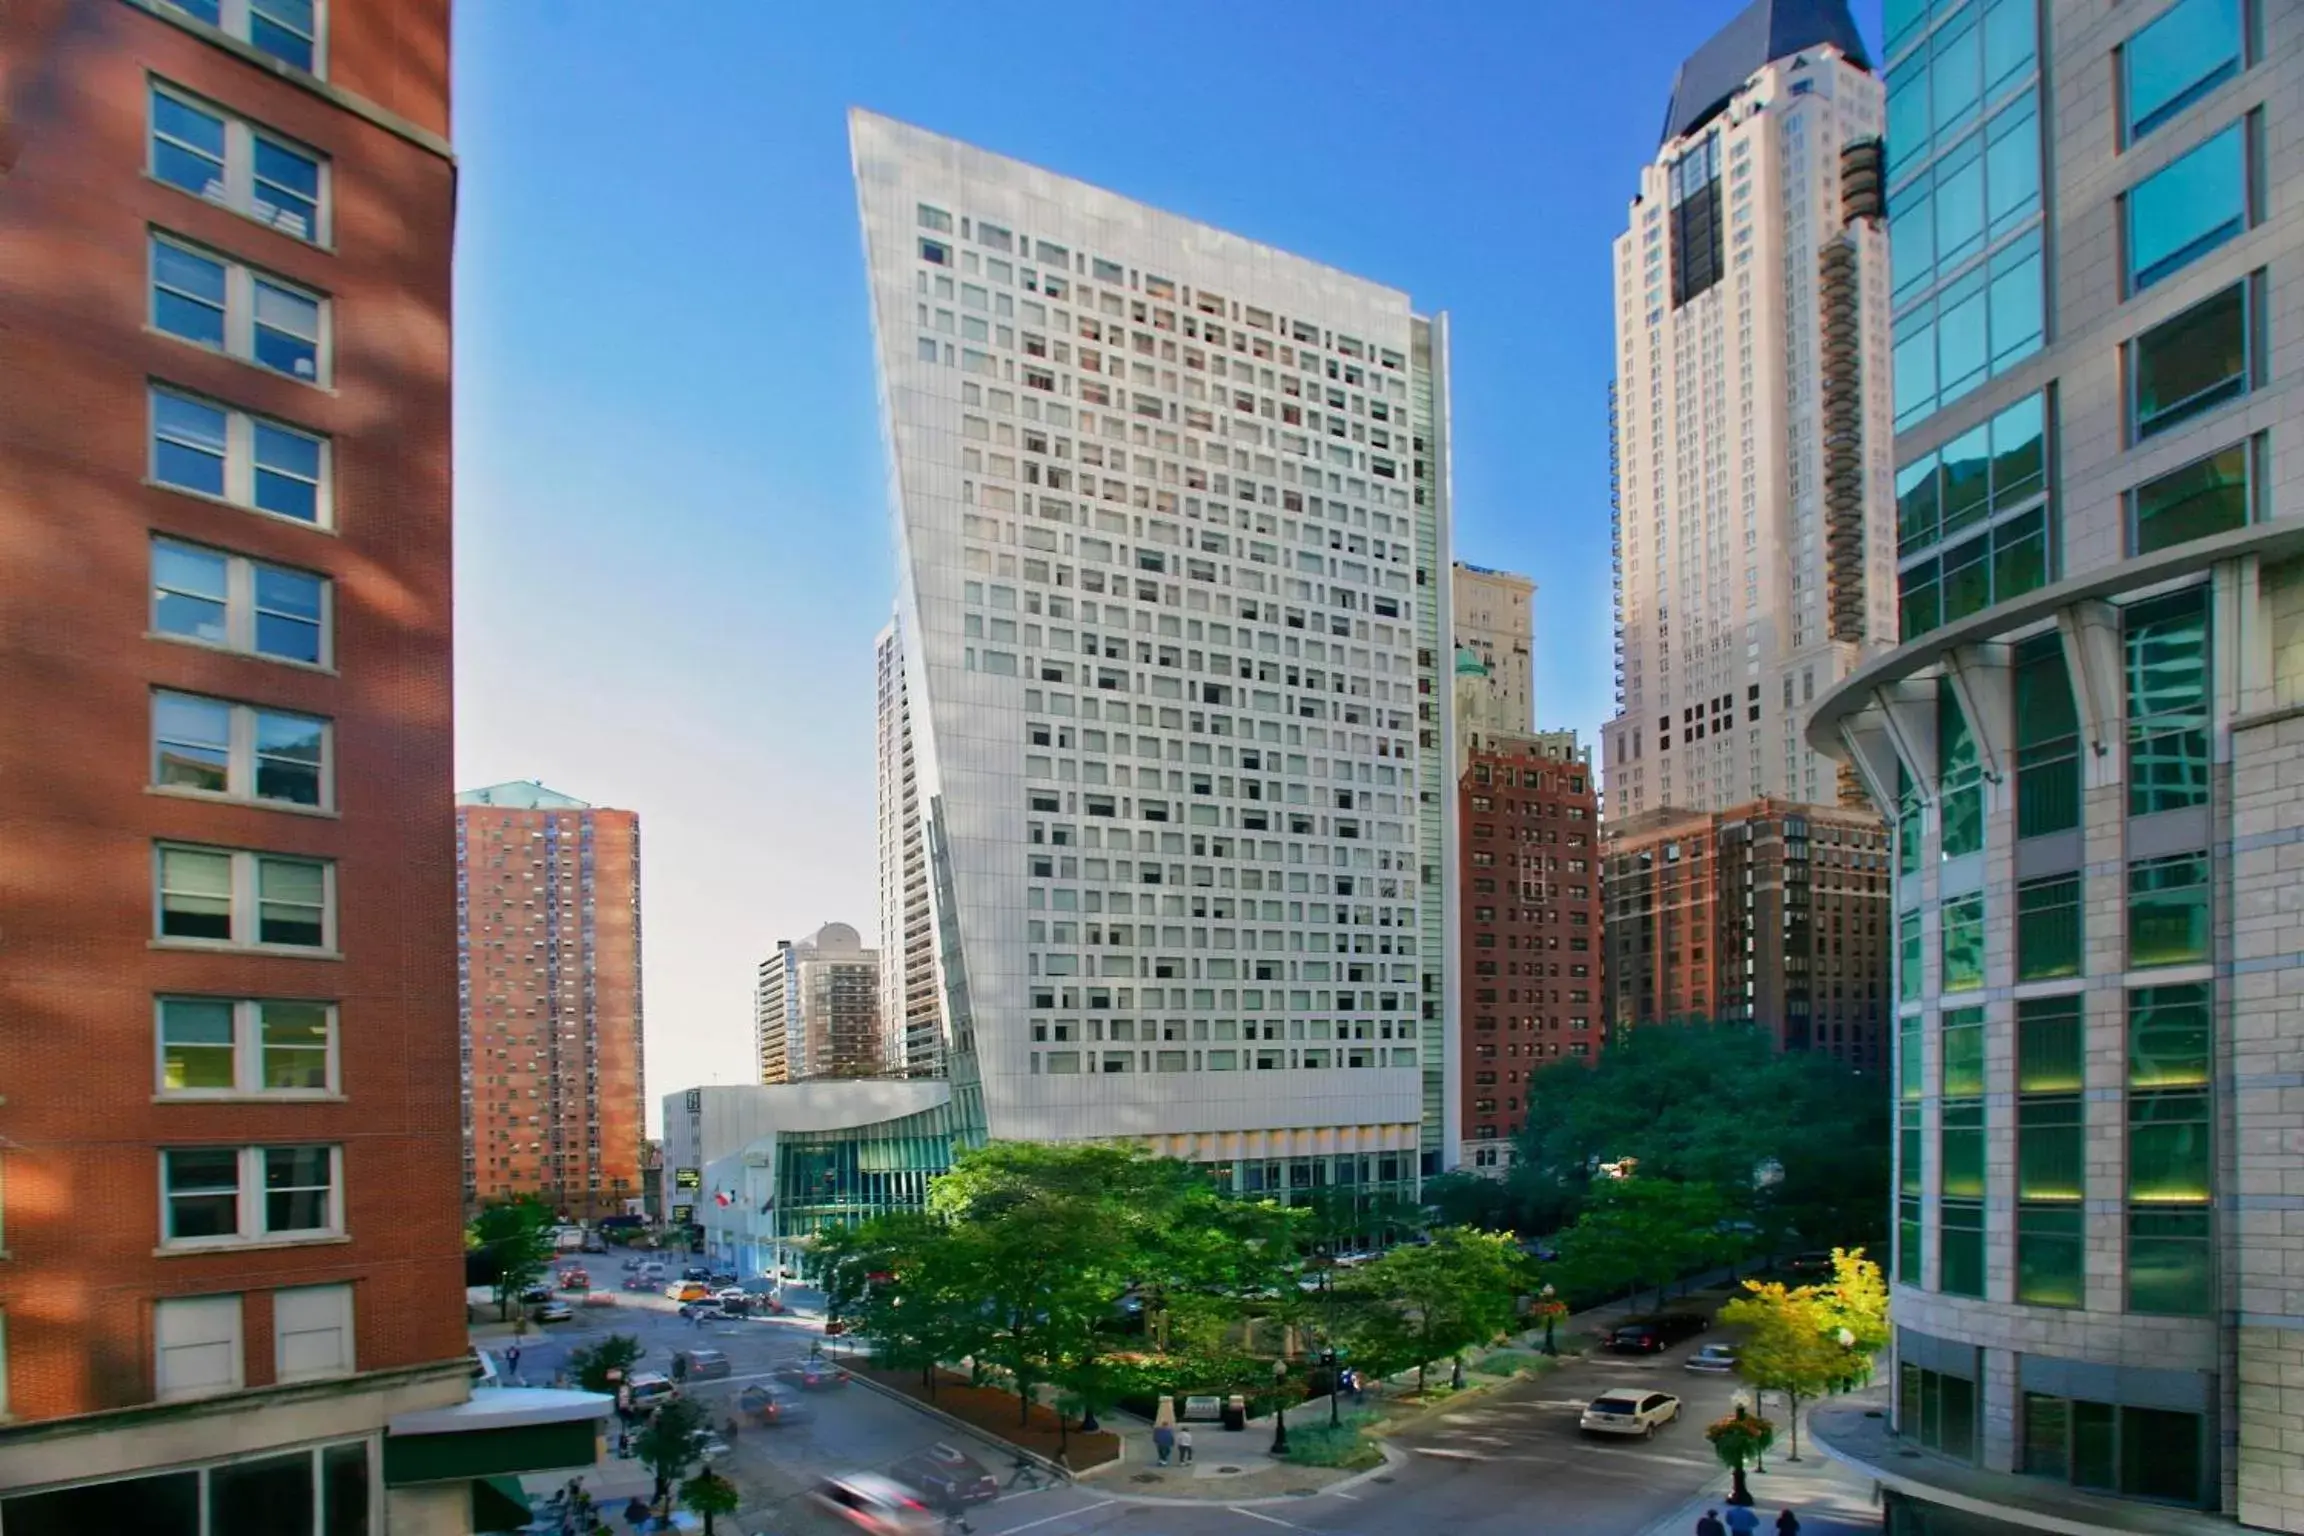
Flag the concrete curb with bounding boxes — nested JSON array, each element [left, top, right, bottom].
[[1076, 1436, 1408, 1508], [839, 1369, 1083, 1486]]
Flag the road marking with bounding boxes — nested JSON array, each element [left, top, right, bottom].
[[1413, 1446, 1488, 1461], [1227, 1508, 1308, 1530], [994, 1499, 1115, 1534]]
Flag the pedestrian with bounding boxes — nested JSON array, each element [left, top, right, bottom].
[[506, 1344, 522, 1381], [1725, 1505, 1761, 1536], [1152, 1422, 1175, 1466], [1695, 1510, 1727, 1536], [1775, 1512, 1801, 1536], [1177, 1426, 1194, 1465]]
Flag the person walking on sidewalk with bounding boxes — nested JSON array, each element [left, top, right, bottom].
[[1695, 1512, 1727, 1536], [1177, 1427, 1194, 1465], [1152, 1423, 1175, 1465], [1774, 1512, 1801, 1536], [1725, 1505, 1760, 1536]]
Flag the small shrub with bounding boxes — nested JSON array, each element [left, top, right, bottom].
[[1283, 1413, 1382, 1468]]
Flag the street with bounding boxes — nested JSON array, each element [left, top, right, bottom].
[[497, 1290, 1878, 1536]]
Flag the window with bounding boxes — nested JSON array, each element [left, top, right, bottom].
[[0, 1442, 369, 1534], [149, 83, 327, 243], [155, 844, 335, 952], [2129, 982, 2212, 1315], [2015, 874, 2081, 980], [2133, 281, 2251, 440], [2016, 995, 2085, 1305], [151, 538, 330, 667], [150, 387, 329, 525], [1897, 393, 2049, 637], [2124, 0, 2242, 143], [1900, 1361, 1978, 1461], [1941, 894, 1984, 993], [2025, 1392, 2207, 1507], [917, 203, 952, 233], [161, 0, 323, 74], [2125, 587, 2211, 815], [1937, 687, 1983, 858], [273, 1283, 353, 1381], [158, 998, 336, 1096], [2132, 438, 2256, 555], [2128, 852, 2210, 967], [153, 691, 329, 808], [1899, 910, 1922, 1001], [154, 1293, 243, 1400], [2012, 633, 2080, 837], [161, 1145, 341, 1248], [150, 233, 327, 382], [2126, 121, 2250, 292]]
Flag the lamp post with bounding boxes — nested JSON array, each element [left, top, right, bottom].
[[1540, 1283, 1558, 1356], [1323, 1347, 1341, 1428], [1270, 1358, 1290, 1456]]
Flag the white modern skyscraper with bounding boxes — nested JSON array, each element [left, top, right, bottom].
[[1602, 0, 1897, 818], [876, 615, 943, 1075], [851, 109, 1458, 1191]]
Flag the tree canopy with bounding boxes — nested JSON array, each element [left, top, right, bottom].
[[1511, 1021, 1889, 1248], [1717, 1248, 1887, 1459], [466, 1194, 556, 1322], [1336, 1228, 1528, 1393]]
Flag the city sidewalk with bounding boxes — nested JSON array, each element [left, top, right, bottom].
[[1072, 1401, 1406, 1502], [1637, 1442, 1883, 1536]]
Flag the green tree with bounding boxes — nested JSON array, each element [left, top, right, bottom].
[[679, 1470, 741, 1536], [1810, 1246, 1889, 1368], [1417, 1171, 1519, 1231], [1553, 1176, 1732, 1311], [1718, 1281, 1848, 1461], [1340, 1228, 1527, 1394], [467, 1194, 556, 1323], [566, 1333, 643, 1395], [633, 1396, 707, 1512]]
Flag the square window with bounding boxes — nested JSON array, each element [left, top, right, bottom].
[[149, 83, 328, 242], [273, 1282, 353, 1381], [154, 843, 335, 952], [2123, 0, 2242, 143], [150, 233, 329, 382], [154, 1293, 243, 1401], [2132, 282, 2249, 439], [2126, 120, 2249, 292], [150, 387, 330, 525], [153, 691, 330, 808], [163, 1148, 242, 1240], [152, 538, 332, 667], [2132, 439, 2253, 555], [2128, 852, 2210, 967]]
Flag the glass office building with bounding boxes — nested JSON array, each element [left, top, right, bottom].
[[1807, 0, 2304, 1529]]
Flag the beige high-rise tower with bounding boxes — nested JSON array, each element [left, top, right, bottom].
[[1451, 562, 1534, 732], [1601, 0, 1896, 819]]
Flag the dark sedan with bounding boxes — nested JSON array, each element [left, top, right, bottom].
[[890, 1442, 998, 1506], [1605, 1313, 1708, 1354]]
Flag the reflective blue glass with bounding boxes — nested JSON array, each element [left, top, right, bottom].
[[1888, 58, 1931, 180], [1891, 188, 1935, 304], [2126, 0, 2242, 142], [1990, 233, 2045, 371], [1933, 16, 1983, 140], [1896, 324, 1939, 430], [1982, 0, 2038, 100], [1985, 95, 2042, 239], [1939, 273, 1990, 406], [1885, 0, 1932, 59], [2128, 123, 2248, 291], [1936, 140, 1986, 272]]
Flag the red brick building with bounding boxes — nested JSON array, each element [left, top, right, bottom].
[[1602, 798, 1890, 1067], [457, 782, 646, 1220], [1459, 730, 1602, 1169], [0, 3, 598, 1525]]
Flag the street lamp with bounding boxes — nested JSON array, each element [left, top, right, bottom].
[[1270, 1357, 1290, 1457], [1323, 1347, 1341, 1429], [1540, 1283, 1559, 1356]]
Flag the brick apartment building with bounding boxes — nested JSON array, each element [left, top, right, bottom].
[[456, 782, 645, 1220], [1460, 731, 1602, 1169], [0, 3, 603, 1526], [1603, 798, 1890, 1066]]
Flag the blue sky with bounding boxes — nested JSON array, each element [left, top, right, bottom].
[[450, 0, 1883, 1121]]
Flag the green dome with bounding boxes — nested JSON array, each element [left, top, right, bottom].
[[1454, 646, 1488, 677]]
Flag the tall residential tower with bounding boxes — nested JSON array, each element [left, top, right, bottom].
[[852, 110, 1458, 1195], [1602, 0, 1897, 818], [877, 616, 944, 1075], [456, 781, 646, 1219], [1807, 0, 2304, 1529]]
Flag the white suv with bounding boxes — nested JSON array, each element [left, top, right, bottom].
[[1580, 1387, 1682, 1437]]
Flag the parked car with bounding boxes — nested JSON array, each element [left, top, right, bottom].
[[557, 1266, 591, 1291], [1685, 1342, 1741, 1374], [708, 1269, 738, 1288], [672, 1349, 731, 1382], [682, 1265, 713, 1283], [623, 1372, 678, 1413], [890, 1443, 999, 1507], [1580, 1387, 1683, 1438], [1787, 1250, 1837, 1278], [807, 1472, 937, 1535], [666, 1281, 712, 1303], [519, 1285, 553, 1305], [1606, 1313, 1708, 1354], [624, 1274, 658, 1293], [737, 1382, 811, 1426], [776, 1359, 851, 1390], [530, 1301, 573, 1324]]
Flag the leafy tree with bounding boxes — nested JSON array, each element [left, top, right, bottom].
[[633, 1396, 707, 1513], [1417, 1171, 1519, 1231], [1339, 1228, 1527, 1394], [567, 1333, 643, 1395], [1810, 1246, 1889, 1369], [1553, 1176, 1732, 1311], [1718, 1281, 1849, 1461], [1511, 1022, 1889, 1250], [680, 1470, 741, 1536], [467, 1194, 556, 1322]]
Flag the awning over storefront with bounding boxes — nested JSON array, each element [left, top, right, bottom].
[[384, 1388, 613, 1485]]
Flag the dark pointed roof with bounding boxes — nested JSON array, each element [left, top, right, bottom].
[[1660, 0, 1873, 146]]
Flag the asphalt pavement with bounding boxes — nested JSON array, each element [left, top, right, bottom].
[[488, 1278, 1881, 1536]]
